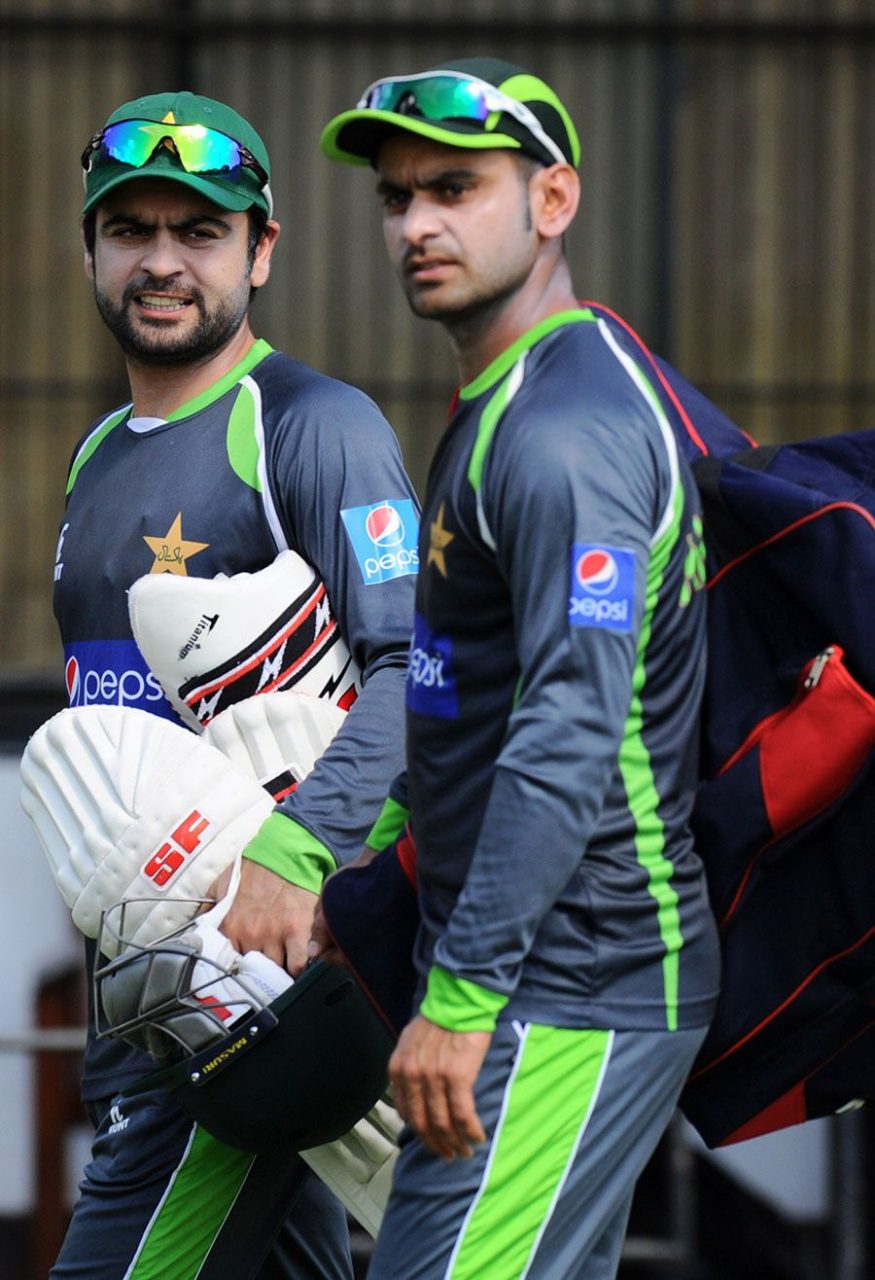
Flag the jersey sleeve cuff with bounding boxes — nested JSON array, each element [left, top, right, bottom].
[[419, 965, 509, 1033], [243, 810, 336, 893], [366, 794, 410, 852]]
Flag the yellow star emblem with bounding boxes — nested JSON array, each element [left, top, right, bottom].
[[160, 111, 179, 158], [143, 513, 208, 576], [427, 501, 455, 578]]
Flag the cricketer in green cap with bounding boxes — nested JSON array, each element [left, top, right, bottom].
[[320, 56, 580, 170], [313, 53, 721, 1280], [81, 90, 273, 217]]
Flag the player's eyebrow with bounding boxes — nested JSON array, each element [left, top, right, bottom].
[[99, 213, 233, 233], [375, 167, 480, 198]]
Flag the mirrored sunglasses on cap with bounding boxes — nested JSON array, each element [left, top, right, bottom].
[[81, 119, 270, 191], [358, 71, 568, 167]]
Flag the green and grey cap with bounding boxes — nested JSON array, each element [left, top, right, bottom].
[[321, 57, 580, 170], [81, 91, 273, 216]]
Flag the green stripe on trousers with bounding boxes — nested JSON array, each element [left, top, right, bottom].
[[128, 1125, 254, 1280], [448, 1025, 612, 1279]]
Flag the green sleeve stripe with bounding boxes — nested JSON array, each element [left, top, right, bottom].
[[596, 316, 689, 1032], [619, 485, 686, 1032], [366, 796, 410, 851], [420, 965, 508, 1033], [242, 810, 336, 893], [458, 309, 595, 401], [595, 317, 681, 545], [226, 381, 262, 492], [165, 338, 273, 422], [65, 406, 130, 496]]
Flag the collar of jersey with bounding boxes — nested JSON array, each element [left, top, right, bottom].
[[457, 308, 596, 402], [132, 338, 275, 428]]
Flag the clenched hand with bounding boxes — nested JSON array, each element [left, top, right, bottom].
[[209, 860, 317, 976]]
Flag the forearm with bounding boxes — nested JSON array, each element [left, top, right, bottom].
[[276, 660, 409, 871]]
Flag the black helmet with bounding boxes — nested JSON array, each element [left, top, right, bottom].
[[96, 911, 393, 1153]]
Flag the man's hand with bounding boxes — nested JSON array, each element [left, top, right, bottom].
[[208, 860, 317, 976], [308, 893, 345, 968], [390, 1015, 490, 1160], [308, 845, 379, 966]]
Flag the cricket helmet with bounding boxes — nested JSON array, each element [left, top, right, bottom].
[[96, 908, 394, 1153]]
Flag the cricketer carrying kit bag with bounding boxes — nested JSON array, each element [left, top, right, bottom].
[[320, 306, 875, 1149]]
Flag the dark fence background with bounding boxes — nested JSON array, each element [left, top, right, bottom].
[[2, 1, 875, 673]]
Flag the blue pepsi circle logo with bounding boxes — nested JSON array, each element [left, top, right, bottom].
[[365, 503, 404, 548], [576, 549, 619, 595]]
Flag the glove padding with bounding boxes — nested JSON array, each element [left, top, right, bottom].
[[203, 691, 346, 802], [19, 704, 273, 954], [129, 550, 361, 731]]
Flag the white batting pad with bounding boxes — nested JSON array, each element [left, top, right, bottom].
[[128, 550, 362, 731], [302, 1098, 402, 1238], [19, 705, 273, 954], [203, 691, 346, 802]]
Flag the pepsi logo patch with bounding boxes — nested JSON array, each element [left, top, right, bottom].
[[406, 612, 458, 719], [569, 544, 636, 633], [341, 499, 420, 585], [63, 639, 174, 715]]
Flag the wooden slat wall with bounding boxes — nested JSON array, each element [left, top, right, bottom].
[[2, 2, 874, 669]]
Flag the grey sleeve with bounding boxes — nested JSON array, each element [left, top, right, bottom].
[[433, 403, 663, 992], [266, 380, 418, 865]]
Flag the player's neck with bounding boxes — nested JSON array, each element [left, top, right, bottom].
[[125, 323, 258, 420], [449, 259, 578, 387]]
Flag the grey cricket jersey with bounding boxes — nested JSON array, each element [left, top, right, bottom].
[[409, 309, 719, 1034]]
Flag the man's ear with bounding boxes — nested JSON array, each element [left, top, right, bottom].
[[250, 219, 281, 289], [81, 222, 95, 282], [531, 165, 580, 241]]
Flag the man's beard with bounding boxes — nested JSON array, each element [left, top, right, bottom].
[[403, 263, 531, 326], [400, 210, 537, 327], [93, 278, 251, 367]]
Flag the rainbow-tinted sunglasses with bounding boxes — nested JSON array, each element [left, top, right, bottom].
[[358, 71, 569, 166], [81, 119, 270, 190]]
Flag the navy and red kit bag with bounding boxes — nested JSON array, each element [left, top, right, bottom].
[[680, 442, 875, 1146], [587, 303, 875, 1147]]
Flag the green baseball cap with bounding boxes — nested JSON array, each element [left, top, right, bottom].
[[320, 57, 580, 170], [82, 91, 273, 216]]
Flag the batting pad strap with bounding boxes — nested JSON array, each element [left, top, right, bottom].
[[420, 966, 508, 1033], [243, 810, 336, 893], [366, 796, 409, 852]]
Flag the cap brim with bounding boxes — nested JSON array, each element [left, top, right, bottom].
[[82, 165, 266, 216], [320, 107, 524, 166]]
